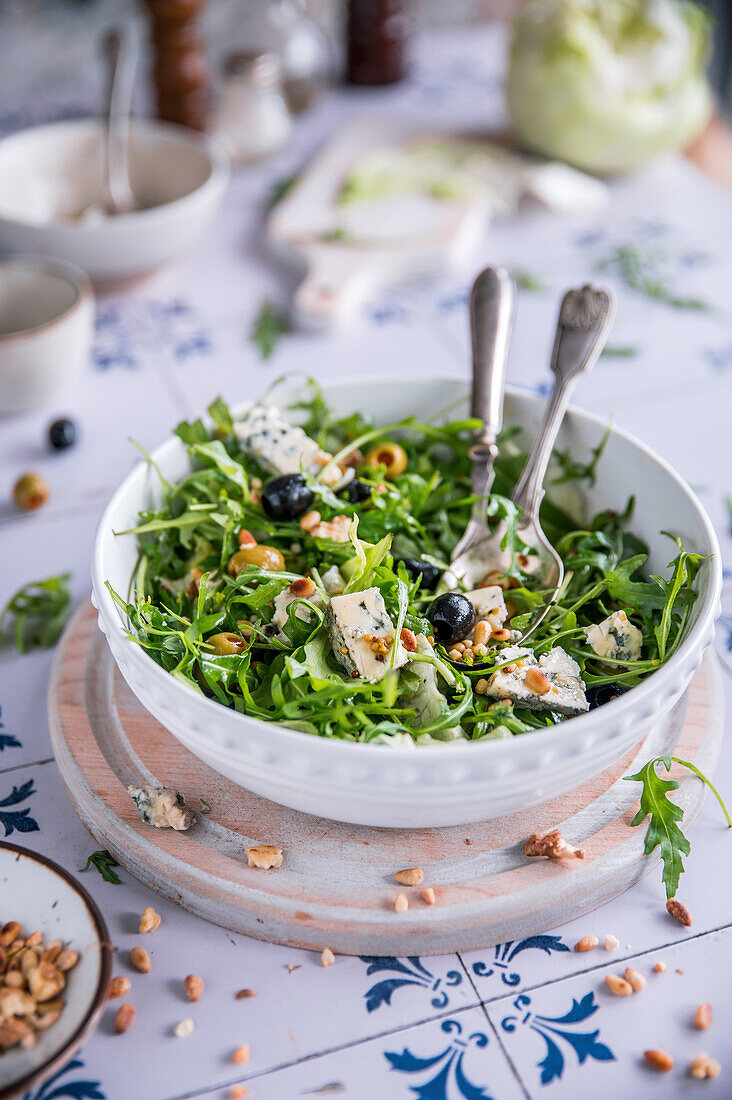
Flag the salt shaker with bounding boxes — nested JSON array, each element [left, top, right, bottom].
[[215, 51, 292, 164]]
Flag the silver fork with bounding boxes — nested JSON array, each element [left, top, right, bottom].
[[448, 266, 516, 567], [510, 284, 615, 640]]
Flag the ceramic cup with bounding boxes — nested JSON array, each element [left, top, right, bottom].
[[0, 256, 94, 414]]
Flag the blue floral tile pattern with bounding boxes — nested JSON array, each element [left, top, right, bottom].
[[22, 1057, 105, 1099], [0, 778, 40, 837], [471, 936, 570, 990], [360, 956, 464, 1013], [385, 1018, 492, 1100], [0, 706, 21, 753], [501, 993, 614, 1086]]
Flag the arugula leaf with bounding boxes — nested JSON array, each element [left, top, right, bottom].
[[513, 269, 546, 292], [207, 396, 234, 436], [251, 298, 290, 360], [80, 849, 122, 885], [192, 441, 250, 496], [601, 344, 638, 358], [1, 574, 72, 654], [552, 424, 611, 487], [596, 244, 710, 312], [625, 755, 731, 899]]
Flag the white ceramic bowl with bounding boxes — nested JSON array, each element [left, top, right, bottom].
[[0, 119, 229, 287], [91, 377, 722, 827], [0, 842, 112, 1099], [0, 256, 94, 413]]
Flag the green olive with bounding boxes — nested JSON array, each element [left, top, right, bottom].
[[227, 544, 286, 576], [366, 442, 408, 479], [205, 632, 248, 656], [13, 472, 50, 511]]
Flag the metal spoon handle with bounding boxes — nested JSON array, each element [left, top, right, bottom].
[[512, 284, 614, 521], [468, 266, 516, 502], [104, 27, 137, 215]]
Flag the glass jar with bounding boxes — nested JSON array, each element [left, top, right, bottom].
[[216, 0, 329, 114], [214, 50, 293, 164]]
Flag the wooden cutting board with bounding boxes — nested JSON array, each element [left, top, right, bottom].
[[266, 119, 488, 329], [47, 602, 723, 956]]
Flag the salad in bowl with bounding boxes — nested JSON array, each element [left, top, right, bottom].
[[107, 380, 707, 749]]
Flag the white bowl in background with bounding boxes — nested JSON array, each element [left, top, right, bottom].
[[91, 377, 722, 828], [0, 256, 94, 413], [0, 841, 112, 1099], [0, 119, 229, 288]]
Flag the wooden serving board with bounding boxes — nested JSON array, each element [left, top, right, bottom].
[[48, 603, 724, 956]]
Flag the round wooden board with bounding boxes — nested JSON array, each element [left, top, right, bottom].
[[48, 603, 724, 956]]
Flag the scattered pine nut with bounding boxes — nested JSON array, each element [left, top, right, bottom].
[[57, 949, 79, 971], [525, 667, 551, 694], [230, 1088, 248, 1099], [666, 898, 692, 927], [625, 967, 646, 992], [184, 974, 203, 1002], [574, 935, 599, 953], [246, 845, 283, 869], [130, 946, 151, 974], [421, 887, 436, 906], [605, 974, 633, 997], [0, 922, 21, 947], [287, 963, 300, 973], [394, 867, 424, 887], [174, 1017, 195, 1038], [604, 934, 619, 951], [689, 1053, 721, 1080], [694, 1002, 713, 1030], [108, 976, 131, 999], [394, 893, 409, 914], [236, 988, 256, 1000], [321, 948, 335, 967], [114, 1004, 135, 1034], [653, 961, 667, 973], [139, 907, 161, 934], [644, 1049, 674, 1072], [232, 1044, 250, 1064]]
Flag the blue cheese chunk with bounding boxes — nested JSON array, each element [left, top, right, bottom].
[[585, 610, 642, 662], [325, 587, 408, 682], [486, 645, 588, 717], [464, 585, 507, 630], [235, 405, 342, 486], [127, 784, 195, 831]]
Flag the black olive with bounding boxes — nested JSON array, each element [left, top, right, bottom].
[[261, 474, 314, 520], [48, 417, 77, 450], [344, 479, 371, 504], [427, 592, 476, 646], [399, 557, 441, 590], [587, 683, 628, 710]]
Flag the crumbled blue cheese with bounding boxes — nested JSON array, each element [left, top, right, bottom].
[[486, 645, 588, 717], [325, 587, 408, 682], [127, 785, 196, 831], [235, 405, 342, 486], [464, 585, 507, 630], [585, 610, 642, 662], [272, 582, 324, 639]]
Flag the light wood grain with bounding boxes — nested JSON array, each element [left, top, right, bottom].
[[47, 603, 724, 955]]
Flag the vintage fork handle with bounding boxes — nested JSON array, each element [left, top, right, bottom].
[[468, 267, 516, 503], [104, 27, 137, 215], [512, 284, 615, 522]]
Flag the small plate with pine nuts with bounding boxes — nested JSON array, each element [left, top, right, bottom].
[[0, 841, 112, 1099]]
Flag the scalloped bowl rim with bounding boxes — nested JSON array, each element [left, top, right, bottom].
[[92, 376, 722, 765]]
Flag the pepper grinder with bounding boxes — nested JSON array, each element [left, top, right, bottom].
[[144, 0, 210, 131]]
